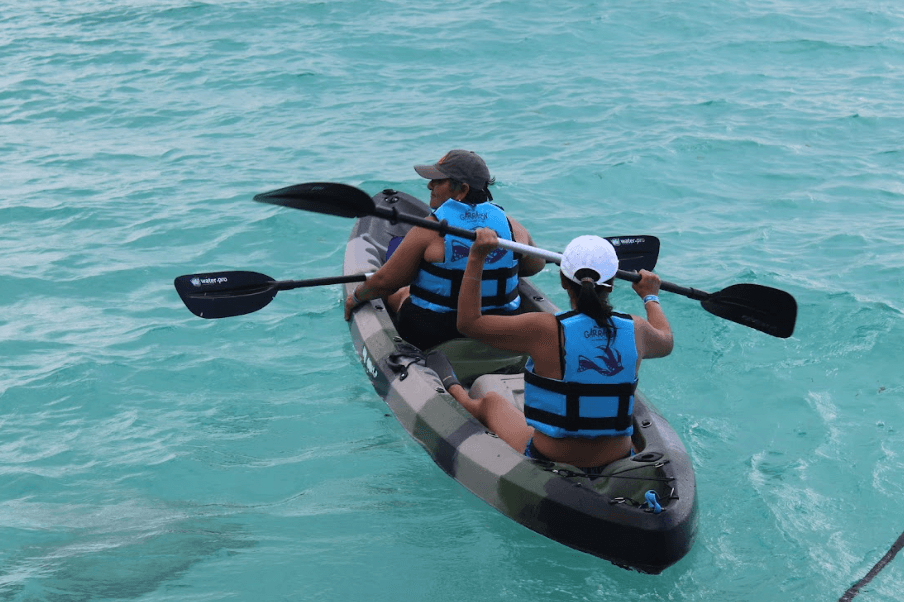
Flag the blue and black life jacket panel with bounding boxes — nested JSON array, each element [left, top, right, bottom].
[[409, 199, 520, 314], [523, 310, 638, 438]]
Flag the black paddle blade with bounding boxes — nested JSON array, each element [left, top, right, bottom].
[[607, 235, 660, 272], [174, 271, 277, 319], [253, 182, 374, 218], [701, 283, 797, 339]]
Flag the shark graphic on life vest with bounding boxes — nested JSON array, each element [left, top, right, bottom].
[[577, 345, 624, 377], [450, 240, 507, 263]]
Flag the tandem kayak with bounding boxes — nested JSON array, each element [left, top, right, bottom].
[[341, 188, 698, 574]]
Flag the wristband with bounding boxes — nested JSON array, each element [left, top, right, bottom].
[[352, 288, 364, 304], [643, 295, 660, 305]]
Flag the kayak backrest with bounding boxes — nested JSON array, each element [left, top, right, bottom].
[[468, 373, 525, 412], [431, 338, 528, 387]]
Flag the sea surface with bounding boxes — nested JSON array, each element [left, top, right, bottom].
[[2, 1, 904, 601]]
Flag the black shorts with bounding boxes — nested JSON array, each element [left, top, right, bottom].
[[395, 299, 462, 351], [395, 299, 519, 350]]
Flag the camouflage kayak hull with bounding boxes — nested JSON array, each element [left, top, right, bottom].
[[342, 189, 697, 574]]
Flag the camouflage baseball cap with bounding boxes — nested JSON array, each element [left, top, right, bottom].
[[414, 150, 492, 192]]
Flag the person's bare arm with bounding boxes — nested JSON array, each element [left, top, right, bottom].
[[459, 303, 558, 356], [344, 226, 435, 320], [457, 228, 557, 357], [631, 270, 673, 359]]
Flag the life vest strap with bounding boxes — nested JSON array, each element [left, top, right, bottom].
[[411, 261, 519, 309], [523, 371, 637, 433]]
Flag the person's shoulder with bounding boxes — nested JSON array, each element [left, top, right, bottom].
[[531, 310, 560, 331], [397, 221, 441, 249]]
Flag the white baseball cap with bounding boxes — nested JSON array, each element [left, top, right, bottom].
[[560, 235, 618, 288]]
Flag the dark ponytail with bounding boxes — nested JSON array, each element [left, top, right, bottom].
[[561, 268, 616, 343], [449, 178, 495, 205]]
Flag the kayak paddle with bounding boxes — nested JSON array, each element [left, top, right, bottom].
[[174, 271, 371, 319], [253, 181, 797, 338], [254, 182, 659, 274], [173, 231, 656, 320], [615, 272, 797, 339]]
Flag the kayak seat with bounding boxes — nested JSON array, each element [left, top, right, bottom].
[[429, 338, 528, 387]]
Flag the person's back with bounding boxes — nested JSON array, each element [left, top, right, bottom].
[[426, 228, 674, 472], [344, 150, 544, 350], [524, 308, 637, 431], [408, 198, 519, 314]]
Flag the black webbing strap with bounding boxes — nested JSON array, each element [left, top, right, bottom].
[[523, 371, 637, 432], [411, 260, 519, 309]]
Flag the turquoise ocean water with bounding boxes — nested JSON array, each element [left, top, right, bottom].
[[2, 1, 904, 600]]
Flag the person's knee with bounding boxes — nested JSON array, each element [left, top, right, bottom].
[[387, 287, 410, 313], [480, 392, 518, 423]]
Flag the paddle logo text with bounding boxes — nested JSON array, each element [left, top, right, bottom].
[[607, 237, 646, 246], [191, 276, 228, 287]]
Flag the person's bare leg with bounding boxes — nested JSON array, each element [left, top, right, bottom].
[[426, 349, 534, 452], [386, 286, 410, 313], [447, 385, 533, 453]]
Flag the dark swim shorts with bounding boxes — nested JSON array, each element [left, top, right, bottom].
[[395, 298, 519, 351], [395, 299, 462, 351]]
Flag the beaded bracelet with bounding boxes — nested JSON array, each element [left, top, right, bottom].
[[643, 295, 660, 305]]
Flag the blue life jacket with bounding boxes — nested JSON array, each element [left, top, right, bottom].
[[409, 199, 520, 314], [523, 310, 638, 438]]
